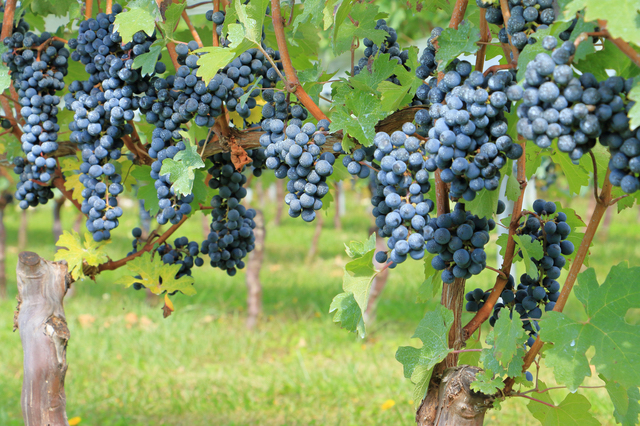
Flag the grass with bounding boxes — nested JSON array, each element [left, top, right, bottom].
[[0, 188, 639, 425]]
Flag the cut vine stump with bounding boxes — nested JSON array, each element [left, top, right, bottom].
[[14, 251, 71, 426], [417, 366, 493, 426]]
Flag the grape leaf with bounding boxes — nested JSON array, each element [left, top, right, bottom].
[[157, 2, 185, 41], [461, 184, 500, 219], [116, 251, 196, 296], [493, 311, 526, 366], [342, 246, 377, 317], [541, 262, 640, 391], [435, 21, 480, 70], [525, 140, 548, 179], [568, 16, 597, 63], [574, 40, 640, 81], [292, 0, 324, 35], [332, 2, 387, 55], [159, 143, 205, 197], [0, 45, 10, 93], [416, 252, 440, 303], [344, 233, 376, 258], [396, 305, 453, 406], [330, 88, 389, 146], [565, 0, 640, 44], [528, 392, 600, 426], [54, 231, 110, 280], [505, 163, 521, 202], [132, 42, 163, 77], [234, 0, 269, 44], [480, 327, 526, 379], [550, 149, 590, 196], [329, 292, 366, 337], [497, 233, 510, 258], [113, 6, 156, 44], [601, 375, 640, 426], [195, 24, 254, 83], [470, 369, 504, 394], [627, 79, 640, 131], [132, 165, 160, 216], [513, 234, 544, 279], [516, 22, 569, 81]]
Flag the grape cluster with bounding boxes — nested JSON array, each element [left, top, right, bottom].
[[415, 28, 442, 82], [464, 275, 516, 321], [65, 6, 161, 241], [478, 0, 557, 52], [415, 61, 524, 201], [354, 124, 434, 266], [426, 202, 502, 283], [205, 9, 230, 47], [202, 151, 262, 275], [354, 19, 410, 85], [129, 227, 204, 292], [516, 35, 637, 191], [262, 117, 334, 222], [467, 200, 573, 345], [2, 31, 69, 209]]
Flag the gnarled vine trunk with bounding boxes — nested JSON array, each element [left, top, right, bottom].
[[14, 251, 71, 426], [416, 366, 493, 426]]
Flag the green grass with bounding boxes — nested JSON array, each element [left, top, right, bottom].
[[0, 190, 638, 425]]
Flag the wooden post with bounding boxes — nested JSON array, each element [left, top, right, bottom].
[[15, 252, 71, 426], [245, 210, 264, 329]]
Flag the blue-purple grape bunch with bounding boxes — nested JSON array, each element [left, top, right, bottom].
[[415, 60, 524, 201], [426, 201, 503, 283], [354, 19, 410, 86], [2, 30, 69, 209]]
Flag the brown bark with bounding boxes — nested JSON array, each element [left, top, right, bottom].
[[245, 210, 264, 330], [15, 251, 71, 426], [417, 366, 493, 426], [18, 209, 28, 251]]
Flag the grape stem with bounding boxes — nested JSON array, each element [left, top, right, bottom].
[[211, 0, 220, 47], [450, 349, 482, 354], [499, 0, 519, 62], [182, 10, 203, 48], [0, 0, 17, 46], [448, 0, 468, 29], [483, 62, 516, 77], [513, 394, 556, 408], [503, 167, 614, 395], [84, 0, 92, 20], [475, 8, 489, 73], [597, 20, 640, 68], [485, 265, 507, 280], [589, 151, 599, 200], [106, 0, 112, 14], [462, 141, 527, 339], [609, 194, 629, 206], [270, 0, 328, 121]]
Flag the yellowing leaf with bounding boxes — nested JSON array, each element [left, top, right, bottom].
[[63, 173, 84, 203], [54, 231, 110, 280], [68, 417, 82, 426], [116, 252, 196, 296]]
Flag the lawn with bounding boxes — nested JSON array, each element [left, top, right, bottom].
[[0, 187, 638, 425]]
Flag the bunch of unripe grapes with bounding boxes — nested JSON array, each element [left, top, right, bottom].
[[426, 201, 503, 283]]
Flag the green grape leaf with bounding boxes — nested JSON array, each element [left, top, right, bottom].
[[330, 88, 389, 146], [528, 392, 600, 426], [497, 233, 510, 258], [550, 149, 590, 196], [292, 0, 325, 35], [332, 0, 354, 51], [132, 165, 161, 216], [461, 184, 500, 219], [332, 2, 386, 55], [569, 16, 598, 63], [342, 246, 377, 317], [329, 292, 366, 337], [565, 0, 640, 44], [470, 369, 504, 394], [601, 375, 640, 426], [493, 311, 526, 366], [458, 337, 482, 367], [0, 46, 10, 92], [157, 2, 185, 41], [234, 0, 269, 44], [116, 251, 196, 296], [416, 252, 440, 303], [54, 231, 110, 280], [344, 233, 376, 258], [195, 24, 254, 83], [574, 40, 640, 81], [159, 143, 205, 197], [480, 328, 526, 378], [113, 6, 157, 45], [541, 263, 640, 391], [513, 234, 544, 279], [348, 53, 398, 92], [628, 80, 640, 131], [396, 305, 454, 405], [132, 42, 163, 77], [525, 140, 548, 179], [436, 21, 480, 70], [505, 163, 521, 202]]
